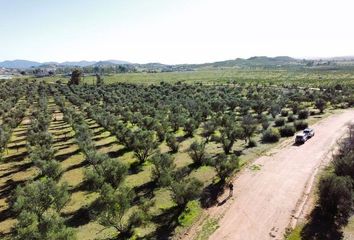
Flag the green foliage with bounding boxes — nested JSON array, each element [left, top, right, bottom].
[[294, 120, 308, 131], [274, 117, 286, 127], [188, 141, 208, 166], [287, 114, 296, 122], [248, 138, 257, 148], [261, 119, 270, 130], [12, 178, 73, 239], [68, 69, 82, 85], [280, 125, 296, 137], [150, 152, 176, 187], [14, 211, 76, 240], [201, 121, 217, 142], [241, 114, 258, 142], [131, 130, 158, 163], [318, 174, 352, 225], [281, 109, 289, 117], [170, 178, 203, 206], [262, 127, 281, 143], [13, 178, 70, 217], [209, 153, 240, 181], [298, 109, 309, 119], [184, 119, 198, 137], [97, 184, 146, 237], [178, 200, 202, 227], [166, 133, 180, 153], [301, 124, 354, 239], [85, 158, 128, 189], [218, 117, 243, 154], [315, 98, 327, 113], [30, 147, 61, 180]]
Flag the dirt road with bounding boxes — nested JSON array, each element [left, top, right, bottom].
[[207, 109, 354, 240]]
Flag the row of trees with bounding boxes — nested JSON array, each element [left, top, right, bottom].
[[11, 83, 75, 239], [0, 81, 30, 160], [51, 81, 352, 237], [53, 83, 243, 237], [53, 91, 154, 238]]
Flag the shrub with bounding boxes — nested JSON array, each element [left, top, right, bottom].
[[262, 120, 270, 130], [248, 139, 257, 148], [281, 109, 289, 117], [280, 125, 296, 137], [298, 109, 309, 119], [262, 128, 280, 143], [166, 133, 179, 153], [294, 120, 308, 131], [287, 114, 296, 122], [274, 117, 285, 127]]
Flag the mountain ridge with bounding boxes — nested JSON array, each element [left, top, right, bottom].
[[0, 59, 131, 69]]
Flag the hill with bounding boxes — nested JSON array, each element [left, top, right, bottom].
[[0, 60, 42, 69]]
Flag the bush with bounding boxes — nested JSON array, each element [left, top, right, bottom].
[[287, 114, 296, 122], [294, 120, 308, 131], [248, 139, 257, 148], [298, 109, 309, 119], [166, 133, 179, 153], [281, 109, 289, 117], [280, 125, 296, 137], [274, 117, 285, 127], [262, 120, 270, 130], [262, 128, 280, 143]]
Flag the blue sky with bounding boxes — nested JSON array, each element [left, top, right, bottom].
[[1, 0, 354, 64]]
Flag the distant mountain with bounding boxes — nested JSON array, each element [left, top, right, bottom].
[[193, 56, 300, 68], [0, 59, 131, 69], [0, 60, 41, 69], [60, 61, 97, 67], [92, 60, 130, 67], [104, 60, 130, 65]]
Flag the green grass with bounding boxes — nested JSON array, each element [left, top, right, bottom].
[[195, 218, 220, 240], [178, 200, 202, 227], [285, 225, 303, 240]]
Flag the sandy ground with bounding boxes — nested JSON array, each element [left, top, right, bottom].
[[201, 109, 354, 240]]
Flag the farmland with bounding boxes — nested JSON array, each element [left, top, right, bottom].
[[38, 67, 354, 86], [0, 68, 354, 240]]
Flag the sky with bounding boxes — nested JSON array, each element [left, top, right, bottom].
[[1, 0, 354, 64]]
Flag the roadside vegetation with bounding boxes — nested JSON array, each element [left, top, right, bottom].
[[300, 123, 354, 240]]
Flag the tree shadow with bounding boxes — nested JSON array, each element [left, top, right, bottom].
[[2, 151, 28, 163], [0, 161, 33, 179], [301, 206, 343, 240], [64, 160, 89, 173], [95, 140, 117, 150], [107, 147, 130, 159], [152, 205, 185, 239], [0, 178, 27, 203], [200, 180, 225, 208], [55, 148, 81, 162], [68, 180, 92, 193], [63, 204, 91, 228], [133, 181, 156, 203]]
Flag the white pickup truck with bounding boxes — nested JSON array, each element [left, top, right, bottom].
[[295, 128, 315, 144]]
